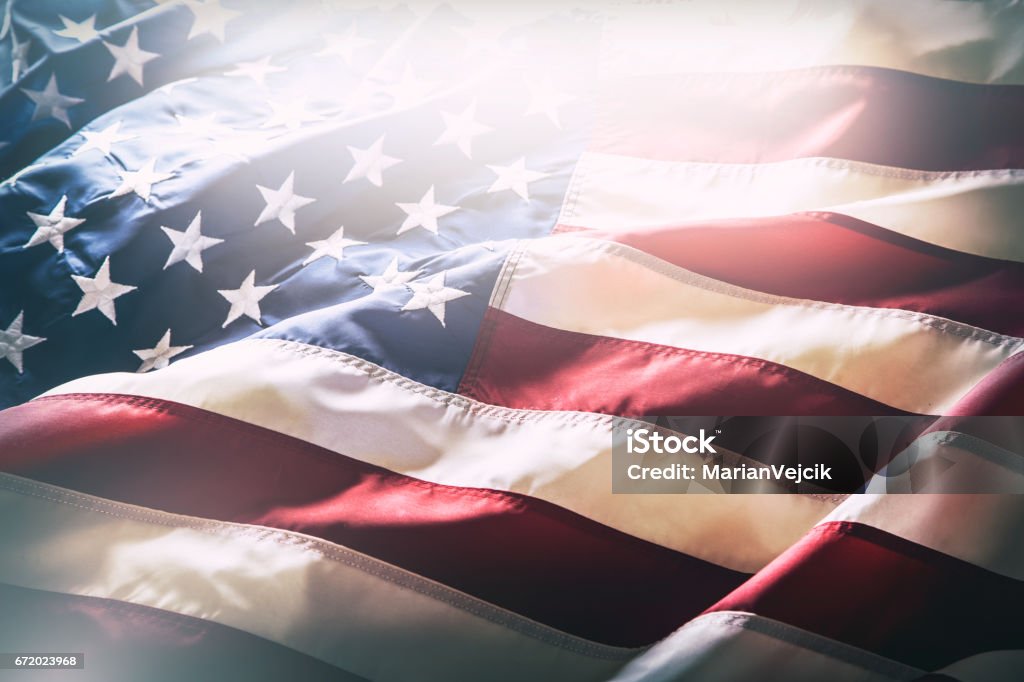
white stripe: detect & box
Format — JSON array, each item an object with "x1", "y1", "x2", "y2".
[
  {"x1": 602, "y1": 0, "x2": 1024, "y2": 85},
  {"x1": 560, "y1": 152, "x2": 1024, "y2": 262},
  {"x1": 0, "y1": 473, "x2": 634, "y2": 682},
  {"x1": 828, "y1": 469, "x2": 1024, "y2": 580},
  {"x1": 494, "y1": 236, "x2": 1022, "y2": 414},
  {"x1": 41, "y1": 338, "x2": 836, "y2": 574},
  {"x1": 609, "y1": 611, "x2": 920, "y2": 682},
  {"x1": 937, "y1": 651, "x2": 1024, "y2": 682}
]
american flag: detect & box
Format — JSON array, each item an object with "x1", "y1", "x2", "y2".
[{"x1": 0, "y1": 1, "x2": 1022, "y2": 680}]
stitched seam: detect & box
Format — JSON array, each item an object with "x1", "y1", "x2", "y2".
[
  {"x1": 28, "y1": 395, "x2": 531, "y2": 509},
  {"x1": 231, "y1": 339, "x2": 650, "y2": 430},
  {"x1": 929, "y1": 431, "x2": 1024, "y2": 474},
  {"x1": 697, "y1": 612, "x2": 922, "y2": 679},
  {"x1": 457, "y1": 307, "x2": 501, "y2": 398},
  {"x1": 469, "y1": 313, "x2": 913, "y2": 406},
  {"x1": 600, "y1": 62, "x2": 1024, "y2": 95},
  {"x1": 493, "y1": 241, "x2": 526, "y2": 312},
  {"x1": 32, "y1": 393, "x2": 722, "y2": 560},
  {"x1": 558, "y1": 146, "x2": 589, "y2": 225},
  {"x1": 0, "y1": 474, "x2": 640, "y2": 661},
  {"x1": 557, "y1": 238, "x2": 1024, "y2": 349},
  {"x1": 586, "y1": 150, "x2": 1024, "y2": 183}
]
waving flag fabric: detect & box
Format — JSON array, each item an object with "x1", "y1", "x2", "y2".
[{"x1": 0, "y1": 1, "x2": 1022, "y2": 680}]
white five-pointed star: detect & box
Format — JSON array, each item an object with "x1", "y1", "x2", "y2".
[
  {"x1": 110, "y1": 158, "x2": 173, "y2": 202},
  {"x1": 161, "y1": 211, "x2": 224, "y2": 272},
  {"x1": 0, "y1": 312, "x2": 45, "y2": 374},
  {"x1": 304, "y1": 226, "x2": 366, "y2": 266},
  {"x1": 23, "y1": 195, "x2": 85, "y2": 252},
  {"x1": 21, "y1": 74, "x2": 84, "y2": 128},
  {"x1": 486, "y1": 158, "x2": 548, "y2": 201},
  {"x1": 434, "y1": 100, "x2": 491, "y2": 158},
  {"x1": 173, "y1": 112, "x2": 226, "y2": 138},
  {"x1": 360, "y1": 256, "x2": 421, "y2": 294},
  {"x1": 381, "y1": 65, "x2": 436, "y2": 109},
  {"x1": 185, "y1": 0, "x2": 241, "y2": 42},
  {"x1": 396, "y1": 186, "x2": 458, "y2": 236},
  {"x1": 255, "y1": 172, "x2": 315, "y2": 233},
  {"x1": 133, "y1": 330, "x2": 192, "y2": 373},
  {"x1": 401, "y1": 271, "x2": 469, "y2": 327},
  {"x1": 317, "y1": 25, "x2": 373, "y2": 64},
  {"x1": 261, "y1": 96, "x2": 323, "y2": 130},
  {"x1": 218, "y1": 270, "x2": 277, "y2": 328},
  {"x1": 225, "y1": 55, "x2": 284, "y2": 86},
  {"x1": 344, "y1": 135, "x2": 401, "y2": 187},
  {"x1": 104, "y1": 27, "x2": 159, "y2": 86},
  {"x1": 73, "y1": 120, "x2": 136, "y2": 157},
  {"x1": 71, "y1": 257, "x2": 137, "y2": 325},
  {"x1": 54, "y1": 14, "x2": 100, "y2": 42},
  {"x1": 524, "y1": 76, "x2": 574, "y2": 129}
]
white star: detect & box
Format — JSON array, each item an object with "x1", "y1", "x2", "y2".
[
  {"x1": 23, "y1": 195, "x2": 85, "y2": 252},
  {"x1": 133, "y1": 329, "x2": 192, "y2": 373},
  {"x1": 486, "y1": 158, "x2": 548, "y2": 201},
  {"x1": 71, "y1": 257, "x2": 137, "y2": 325},
  {"x1": 184, "y1": 0, "x2": 241, "y2": 42},
  {"x1": 396, "y1": 186, "x2": 458, "y2": 236},
  {"x1": 173, "y1": 112, "x2": 226, "y2": 138},
  {"x1": 380, "y1": 65, "x2": 436, "y2": 109},
  {"x1": 104, "y1": 27, "x2": 158, "y2": 86},
  {"x1": 360, "y1": 256, "x2": 421, "y2": 294},
  {"x1": 161, "y1": 211, "x2": 223, "y2": 272},
  {"x1": 0, "y1": 312, "x2": 45, "y2": 374},
  {"x1": 317, "y1": 25, "x2": 373, "y2": 65},
  {"x1": 261, "y1": 96, "x2": 323, "y2": 130},
  {"x1": 73, "y1": 120, "x2": 136, "y2": 157},
  {"x1": 109, "y1": 158, "x2": 173, "y2": 202},
  {"x1": 254, "y1": 171, "x2": 315, "y2": 233},
  {"x1": 21, "y1": 74, "x2": 84, "y2": 128},
  {"x1": 53, "y1": 15, "x2": 100, "y2": 43},
  {"x1": 224, "y1": 55, "x2": 284, "y2": 86},
  {"x1": 524, "y1": 76, "x2": 574, "y2": 129},
  {"x1": 218, "y1": 270, "x2": 277, "y2": 328},
  {"x1": 344, "y1": 135, "x2": 401, "y2": 187},
  {"x1": 434, "y1": 100, "x2": 491, "y2": 158},
  {"x1": 401, "y1": 271, "x2": 469, "y2": 327},
  {"x1": 304, "y1": 226, "x2": 366, "y2": 266}
]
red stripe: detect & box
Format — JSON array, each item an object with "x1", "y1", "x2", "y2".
[
  {"x1": 0, "y1": 394, "x2": 747, "y2": 647},
  {"x1": 594, "y1": 66, "x2": 1024, "y2": 170},
  {"x1": 555, "y1": 212, "x2": 1024, "y2": 337},
  {"x1": 945, "y1": 351, "x2": 1024, "y2": 417},
  {"x1": 459, "y1": 307, "x2": 914, "y2": 417},
  {"x1": 704, "y1": 521, "x2": 1024, "y2": 669},
  {"x1": 0, "y1": 582, "x2": 359, "y2": 682}
]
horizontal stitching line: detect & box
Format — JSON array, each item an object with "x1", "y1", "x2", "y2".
[
  {"x1": 0, "y1": 474, "x2": 639, "y2": 661},
  {"x1": 550, "y1": 237, "x2": 1023, "y2": 350}
]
